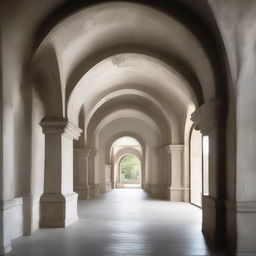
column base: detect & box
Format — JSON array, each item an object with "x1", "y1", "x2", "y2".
[
  {"x1": 149, "y1": 184, "x2": 170, "y2": 199},
  {"x1": 89, "y1": 184, "x2": 100, "y2": 198},
  {"x1": 40, "y1": 193, "x2": 78, "y2": 228},
  {"x1": 105, "y1": 183, "x2": 112, "y2": 192},
  {"x1": 170, "y1": 187, "x2": 187, "y2": 201},
  {"x1": 0, "y1": 198, "x2": 24, "y2": 255},
  {"x1": 100, "y1": 183, "x2": 112, "y2": 193},
  {"x1": 0, "y1": 244, "x2": 12, "y2": 255},
  {"x1": 115, "y1": 183, "x2": 125, "y2": 188},
  {"x1": 74, "y1": 185, "x2": 89, "y2": 200},
  {"x1": 235, "y1": 201, "x2": 256, "y2": 255},
  {"x1": 143, "y1": 183, "x2": 150, "y2": 193},
  {"x1": 202, "y1": 196, "x2": 225, "y2": 245},
  {"x1": 0, "y1": 200, "x2": 14, "y2": 256},
  {"x1": 184, "y1": 188, "x2": 190, "y2": 202}
]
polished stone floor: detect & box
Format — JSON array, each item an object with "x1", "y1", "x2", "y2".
[{"x1": 8, "y1": 189, "x2": 227, "y2": 256}]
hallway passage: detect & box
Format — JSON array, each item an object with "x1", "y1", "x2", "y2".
[{"x1": 8, "y1": 189, "x2": 226, "y2": 256}]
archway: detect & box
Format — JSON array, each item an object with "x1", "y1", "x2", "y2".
[
  {"x1": 1, "y1": 1, "x2": 236, "y2": 255},
  {"x1": 119, "y1": 155, "x2": 141, "y2": 188}
]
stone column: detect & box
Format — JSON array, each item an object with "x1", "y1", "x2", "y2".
[
  {"x1": 153, "y1": 146, "x2": 172, "y2": 199},
  {"x1": 104, "y1": 164, "x2": 112, "y2": 192},
  {"x1": 110, "y1": 164, "x2": 115, "y2": 189},
  {"x1": 88, "y1": 148, "x2": 99, "y2": 198},
  {"x1": 74, "y1": 147, "x2": 89, "y2": 200},
  {"x1": 39, "y1": 118, "x2": 82, "y2": 228},
  {"x1": 166, "y1": 145, "x2": 185, "y2": 201},
  {"x1": 191, "y1": 99, "x2": 226, "y2": 245}
]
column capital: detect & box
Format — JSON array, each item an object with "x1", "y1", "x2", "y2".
[
  {"x1": 165, "y1": 144, "x2": 184, "y2": 154},
  {"x1": 191, "y1": 98, "x2": 226, "y2": 134},
  {"x1": 40, "y1": 117, "x2": 82, "y2": 140}
]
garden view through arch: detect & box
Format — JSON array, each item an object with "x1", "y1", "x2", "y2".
[{"x1": 119, "y1": 155, "x2": 142, "y2": 188}]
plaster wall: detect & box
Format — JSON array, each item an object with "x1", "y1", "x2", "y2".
[
  {"x1": 0, "y1": 2, "x2": 58, "y2": 250},
  {"x1": 208, "y1": 1, "x2": 256, "y2": 253}
]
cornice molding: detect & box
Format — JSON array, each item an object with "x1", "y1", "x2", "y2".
[{"x1": 191, "y1": 98, "x2": 226, "y2": 134}]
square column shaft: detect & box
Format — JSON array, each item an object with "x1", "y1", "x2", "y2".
[
  {"x1": 40, "y1": 118, "x2": 82, "y2": 228},
  {"x1": 165, "y1": 145, "x2": 185, "y2": 201},
  {"x1": 74, "y1": 147, "x2": 90, "y2": 199}
]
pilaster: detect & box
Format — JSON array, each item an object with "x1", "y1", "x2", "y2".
[
  {"x1": 191, "y1": 99, "x2": 226, "y2": 245},
  {"x1": 165, "y1": 145, "x2": 185, "y2": 201},
  {"x1": 104, "y1": 164, "x2": 112, "y2": 192},
  {"x1": 87, "y1": 147, "x2": 98, "y2": 197}
]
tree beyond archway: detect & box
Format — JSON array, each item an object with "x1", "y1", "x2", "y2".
[{"x1": 120, "y1": 155, "x2": 141, "y2": 184}]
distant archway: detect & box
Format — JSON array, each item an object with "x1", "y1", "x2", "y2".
[{"x1": 119, "y1": 155, "x2": 141, "y2": 188}]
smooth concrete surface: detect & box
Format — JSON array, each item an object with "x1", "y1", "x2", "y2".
[{"x1": 8, "y1": 189, "x2": 226, "y2": 256}]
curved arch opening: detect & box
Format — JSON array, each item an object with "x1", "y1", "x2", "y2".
[
  {"x1": 109, "y1": 136, "x2": 144, "y2": 190},
  {"x1": 119, "y1": 154, "x2": 142, "y2": 189}
]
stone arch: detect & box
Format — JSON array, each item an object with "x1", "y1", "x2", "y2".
[
  {"x1": 110, "y1": 140, "x2": 143, "y2": 189},
  {"x1": 117, "y1": 152, "x2": 142, "y2": 188},
  {"x1": 29, "y1": 1, "x2": 230, "y2": 121},
  {"x1": 86, "y1": 97, "x2": 173, "y2": 146},
  {"x1": 84, "y1": 89, "x2": 180, "y2": 143},
  {"x1": 66, "y1": 53, "x2": 199, "y2": 126},
  {"x1": 22, "y1": 1, "x2": 236, "y2": 251},
  {"x1": 106, "y1": 132, "x2": 145, "y2": 165},
  {"x1": 31, "y1": 0, "x2": 229, "y2": 98}
]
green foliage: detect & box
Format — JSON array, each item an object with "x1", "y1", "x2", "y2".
[{"x1": 120, "y1": 155, "x2": 140, "y2": 181}]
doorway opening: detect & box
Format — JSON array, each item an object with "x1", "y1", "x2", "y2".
[
  {"x1": 190, "y1": 128, "x2": 203, "y2": 207},
  {"x1": 119, "y1": 155, "x2": 141, "y2": 188},
  {"x1": 109, "y1": 136, "x2": 144, "y2": 189}
]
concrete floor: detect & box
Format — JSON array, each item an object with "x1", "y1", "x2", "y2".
[{"x1": 8, "y1": 189, "x2": 227, "y2": 256}]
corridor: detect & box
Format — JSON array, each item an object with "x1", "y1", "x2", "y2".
[{"x1": 8, "y1": 189, "x2": 226, "y2": 256}]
